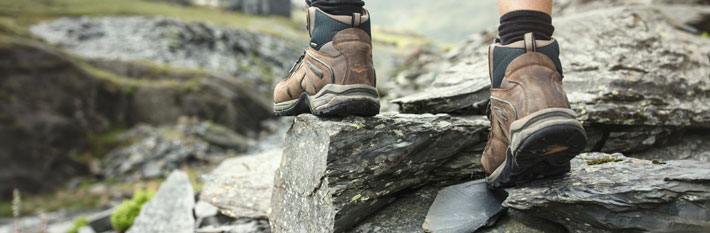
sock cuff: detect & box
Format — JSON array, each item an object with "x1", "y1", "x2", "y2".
[{"x1": 499, "y1": 10, "x2": 551, "y2": 24}]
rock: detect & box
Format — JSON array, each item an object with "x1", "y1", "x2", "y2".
[
  {"x1": 192, "y1": 0, "x2": 291, "y2": 17},
  {"x1": 392, "y1": 5, "x2": 710, "y2": 154},
  {"x1": 127, "y1": 170, "x2": 196, "y2": 233},
  {"x1": 269, "y1": 113, "x2": 489, "y2": 232},
  {"x1": 422, "y1": 179, "x2": 507, "y2": 233},
  {"x1": 477, "y1": 210, "x2": 567, "y2": 233},
  {"x1": 0, "y1": 39, "x2": 94, "y2": 199},
  {"x1": 504, "y1": 152, "x2": 710, "y2": 233},
  {"x1": 87, "y1": 208, "x2": 114, "y2": 233},
  {"x1": 195, "y1": 201, "x2": 220, "y2": 219},
  {"x1": 349, "y1": 186, "x2": 439, "y2": 233},
  {"x1": 200, "y1": 149, "x2": 282, "y2": 219},
  {"x1": 29, "y1": 16, "x2": 301, "y2": 91},
  {"x1": 102, "y1": 120, "x2": 249, "y2": 181},
  {"x1": 196, "y1": 218, "x2": 270, "y2": 233},
  {"x1": 629, "y1": 132, "x2": 710, "y2": 162},
  {"x1": 78, "y1": 226, "x2": 97, "y2": 233}
]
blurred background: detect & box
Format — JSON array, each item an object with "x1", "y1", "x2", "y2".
[{"x1": 1, "y1": 0, "x2": 709, "y2": 233}]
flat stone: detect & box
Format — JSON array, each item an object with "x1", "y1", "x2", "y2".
[
  {"x1": 349, "y1": 186, "x2": 439, "y2": 233},
  {"x1": 504, "y1": 152, "x2": 710, "y2": 233},
  {"x1": 200, "y1": 149, "x2": 281, "y2": 219},
  {"x1": 422, "y1": 179, "x2": 507, "y2": 233},
  {"x1": 127, "y1": 170, "x2": 195, "y2": 233},
  {"x1": 269, "y1": 113, "x2": 489, "y2": 233}
]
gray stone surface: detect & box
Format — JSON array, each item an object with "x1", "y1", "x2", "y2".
[
  {"x1": 629, "y1": 132, "x2": 710, "y2": 162},
  {"x1": 102, "y1": 120, "x2": 250, "y2": 181},
  {"x1": 422, "y1": 179, "x2": 507, "y2": 233},
  {"x1": 29, "y1": 16, "x2": 300, "y2": 91},
  {"x1": 200, "y1": 149, "x2": 282, "y2": 219},
  {"x1": 270, "y1": 113, "x2": 489, "y2": 233},
  {"x1": 504, "y1": 152, "x2": 710, "y2": 233},
  {"x1": 349, "y1": 186, "x2": 439, "y2": 233},
  {"x1": 127, "y1": 170, "x2": 196, "y2": 233}
]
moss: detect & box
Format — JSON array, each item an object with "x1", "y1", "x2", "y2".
[
  {"x1": 83, "y1": 126, "x2": 129, "y2": 161},
  {"x1": 586, "y1": 157, "x2": 624, "y2": 166},
  {"x1": 652, "y1": 160, "x2": 667, "y2": 165},
  {"x1": 68, "y1": 216, "x2": 89, "y2": 233},
  {"x1": 110, "y1": 189, "x2": 155, "y2": 232}
]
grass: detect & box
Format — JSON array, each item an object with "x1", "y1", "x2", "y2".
[
  {"x1": 0, "y1": 179, "x2": 164, "y2": 217},
  {"x1": 0, "y1": 0, "x2": 302, "y2": 38}
]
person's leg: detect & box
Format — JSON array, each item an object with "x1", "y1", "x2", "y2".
[
  {"x1": 272, "y1": 0, "x2": 378, "y2": 117},
  {"x1": 306, "y1": 0, "x2": 364, "y2": 15},
  {"x1": 482, "y1": 0, "x2": 587, "y2": 189},
  {"x1": 497, "y1": 0, "x2": 554, "y2": 45}
]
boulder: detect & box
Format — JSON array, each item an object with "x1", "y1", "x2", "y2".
[
  {"x1": 392, "y1": 5, "x2": 710, "y2": 154},
  {"x1": 127, "y1": 170, "x2": 196, "y2": 233},
  {"x1": 200, "y1": 148, "x2": 282, "y2": 219},
  {"x1": 504, "y1": 152, "x2": 710, "y2": 232},
  {"x1": 269, "y1": 113, "x2": 489, "y2": 232},
  {"x1": 102, "y1": 120, "x2": 250, "y2": 181}
]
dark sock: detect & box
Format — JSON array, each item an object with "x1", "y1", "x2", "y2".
[
  {"x1": 306, "y1": 0, "x2": 365, "y2": 16},
  {"x1": 498, "y1": 10, "x2": 554, "y2": 45}
]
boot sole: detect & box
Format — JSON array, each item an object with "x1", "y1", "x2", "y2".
[
  {"x1": 273, "y1": 84, "x2": 380, "y2": 117},
  {"x1": 487, "y1": 108, "x2": 587, "y2": 189}
]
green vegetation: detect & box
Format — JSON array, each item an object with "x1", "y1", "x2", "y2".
[
  {"x1": 586, "y1": 157, "x2": 624, "y2": 166},
  {"x1": 702, "y1": 32, "x2": 708, "y2": 39},
  {"x1": 111, "y1": 189, "x2": 155, "y2": 232},
  {"x1": 68, "y1": 216, "x2": 89, "y2": 233}
]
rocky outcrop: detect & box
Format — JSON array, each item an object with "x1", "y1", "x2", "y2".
[
  {"x1": 392, "y1": 5, "x2": 710, "y2": 154},
  {"x1": 127, "y1": 170, "x2": 195, "y2": 233},
  {"x1": 504, "y1": 152, "x2": 710, "y2": 232},
  {"x1": 200, "y1": 148, "x2": 282, "y2": 219},
  {"x1": 30, "y1": 17, "x2": 301, "y2": 91},
  {"x1": 102, "y1": 119, "x2": 251, "y2": 181},
  {"x1": 0, "y1": 35, "x2": 272, "y2": 198},
  {"x1": 269, "y1": 113, "x2": 489, "y2": 232}
]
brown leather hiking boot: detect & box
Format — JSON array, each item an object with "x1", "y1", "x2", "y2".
[
  {"x1": 482, "y1": 33, "x2": 587, "y2": 189},
  {"x1": 273, "y1": 7, "x2": 379, "y2": 116}
]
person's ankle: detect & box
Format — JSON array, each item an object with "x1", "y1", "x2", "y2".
[{"x1": 497, "y1": 10, "x2": 554, "y2": 45}]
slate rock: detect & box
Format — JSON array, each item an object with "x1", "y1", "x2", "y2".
[
  {"x1": 349, "y1": 186, "x2": 439, "y2": 233},
  {"x1": 629, "y1": 132, "x2": 710, "y2": 162},
  {"x1": 477, "y1": 210, "x2": 568, "y2": 233},
  {"x1": 422, "y1": 179, "x2": 507, "y2": 233},
  {"x1": 269, "y1": 113, "x2": 489, "y2": 233},
  {"x1": 504, "y1": 152, "x2": 710, "y2": 233},
  {"x1": 201, "y1": 149, "x2": 282, "y2": 219},
  {"x1": 102, "y1": 120, "x2": 250, "y2": 181},
  {"x1": 127, "y1": 170, "x2": 195, "y2": 233}
]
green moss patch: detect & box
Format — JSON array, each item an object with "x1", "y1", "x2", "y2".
[{"x1": 586, "y1": 157, "x2": 624, "y2": 166}]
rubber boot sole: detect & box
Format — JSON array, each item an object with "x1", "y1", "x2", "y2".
[
  {"x1": 487, "y1": 108, "x2": 587, "y2": 189},
  {"x1": 273, "y1": 84, "x2": 380, "y2": 117}
]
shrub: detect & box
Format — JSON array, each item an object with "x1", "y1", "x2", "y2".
[
  {"x1": 68, "y1": 216, "x2": 89, "y2": 233},
  {"x1": 110, "y1": 190, "x2": 154, "y2": 232}
]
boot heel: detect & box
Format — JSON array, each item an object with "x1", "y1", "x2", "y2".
[
  {"x1": 488, "y1": 108, "x2": 587, "y2": 189},
  {"x1": 310, "y1": 84, "x2": 380, "y2": 116}
]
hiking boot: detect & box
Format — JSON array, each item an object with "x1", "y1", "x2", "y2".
[
  {"x1": 273, "y1": 7, "x2": 379, "y2": 116},
  {"x1": 483, "y1": 32, "x2": 587, "y2": 189}
]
